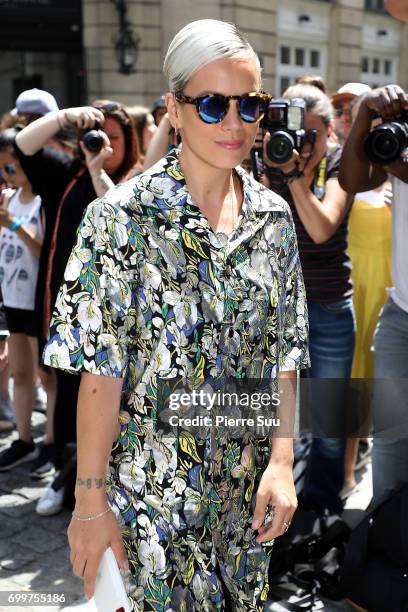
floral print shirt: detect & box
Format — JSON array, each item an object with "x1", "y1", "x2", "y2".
[
  {"x1": 43, "y1": 151, "x2": 309, "y2": 611},
  {"x1": 43, "y1": 150, "x2": 309, "y2": 392}
]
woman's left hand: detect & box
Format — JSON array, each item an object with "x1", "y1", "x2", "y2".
[{"x1": 252, "y1": 462, "x2": 297, "y2": 543}]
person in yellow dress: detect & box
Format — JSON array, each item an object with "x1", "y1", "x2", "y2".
[{"x1": 348, "y1": 185, "x2": 392, "y2": 379}]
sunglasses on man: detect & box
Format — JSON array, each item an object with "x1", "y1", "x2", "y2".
[
  {"x1": 334, "y1": 104, "x2": 352, "y2": 118},
  {"x1": 174, "y1": 91, "x2": 272, "y2": 124},
  {"x1": 0, "y1": 163, "x2": 17, "y2": 178}
]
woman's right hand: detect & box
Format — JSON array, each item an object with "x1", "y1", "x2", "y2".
[
  {"x1": 68, "y1": 502, "x2": 129, "y2": 600},
  {"x1": 61, "y1": 106, "x2": 105, "y2": 130}
]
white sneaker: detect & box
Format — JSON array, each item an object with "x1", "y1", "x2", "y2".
[{"x1": 36, "y1": 482, "x2": 64, "y2": 516}]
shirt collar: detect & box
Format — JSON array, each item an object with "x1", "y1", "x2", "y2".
[
  {"x1": 139, "y1": 149, "x2": 287, "y2": 217},
  {"x1": 234, "y1": 165, "x2": 287, "y2": 218}
]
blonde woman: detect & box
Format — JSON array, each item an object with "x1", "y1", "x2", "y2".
[{"x1": 44, "y1": 20, "x2": 309, "y2": 610}]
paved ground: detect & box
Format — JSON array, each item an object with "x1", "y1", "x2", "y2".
[
  {"x1": 0, "y1": 403, "x2": 372, "y2": 612},
  {"x1": 0, "y1": 408, "x2": 84, "y2": 612}
]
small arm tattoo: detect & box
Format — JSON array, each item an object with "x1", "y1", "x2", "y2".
[{"x1": 76, "y1": 477, "x2": 105, "y2": 489}]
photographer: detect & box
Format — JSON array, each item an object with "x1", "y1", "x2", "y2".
[
  {"x1": 339, "y1": 85, "x2": 408, "y2": 505},
  {"x1": 14, "y1": 101, "x2": 139, "y2": 515},
  {"x1": 262, "y1": 83, "x2": 354, "y2": 513}
]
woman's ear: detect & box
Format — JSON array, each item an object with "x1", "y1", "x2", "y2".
[{"x1": 165, "y1": 93, "x2": 180, "y2": 132}]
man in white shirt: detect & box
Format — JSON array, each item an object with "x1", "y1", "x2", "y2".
[{"x1": 339, "y1": 84, "x2": 408, "y2": 504}]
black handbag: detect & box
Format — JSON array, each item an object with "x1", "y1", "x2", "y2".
[
  {"x1": 337, "y1": 484, "x2": 408, "y2": 612},
  {"x1": 268, "y1": 507, "x2": 351, "y2": 609}
]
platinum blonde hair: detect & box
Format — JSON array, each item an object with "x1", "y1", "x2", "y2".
[
  {"x1": 164, "y1": 19, "x2": 261, "y2": 93},
  {"x1": 283, "y1": 83, "x2": 334, "y2": 126}
]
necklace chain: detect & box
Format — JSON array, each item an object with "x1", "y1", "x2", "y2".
[
  {"x1": 229, "y1": 172, "x2": 236, "y2": 235},
  {"x1": 177, "y1": 149, "x2": 236, "y2": 235}
]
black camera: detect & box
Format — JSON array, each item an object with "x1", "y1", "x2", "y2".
[
  {"x1": 264, "y1": 98, "x2": 309, "y2": 164},
  {"x1": 81, "y1": 123, "x2": 104, "y2": 153},
  {"x1": 364, "y1": 114, "x2": 408, "y2": 165}
]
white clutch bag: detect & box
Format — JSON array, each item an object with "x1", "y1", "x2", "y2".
[{"x1": 89, "y1": 547, "x2": 131, "y2": 612}]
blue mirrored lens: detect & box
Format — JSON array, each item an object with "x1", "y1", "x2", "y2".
[
  {"x1": 199, "y1": 96, "x2": 227, "y2": 123},
  {"x1": 240, "y1": 96, "x2": 264, "y2": 122}
]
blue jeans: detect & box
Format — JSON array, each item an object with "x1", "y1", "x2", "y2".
[
  {"x1": 303, "y1": 298, "x2": 356, "y2": 513},
  {"x1": 372, "y1": 298, "x2": 408, "y2": 505}
]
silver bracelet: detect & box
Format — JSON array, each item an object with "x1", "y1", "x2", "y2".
[{"x1": 71, "y1": 508, "x2": 111, "y2": 522}]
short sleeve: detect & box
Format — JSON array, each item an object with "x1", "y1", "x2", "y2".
[
  {"x1": 14, "y1": 141, "x2": 79, "y2": 200},
  {"x1": 279, "y1": 211, "x2": 310, "y2": 372},
  {"x1": 43, "y1": 196, "x2": 138, "y2": 378}
]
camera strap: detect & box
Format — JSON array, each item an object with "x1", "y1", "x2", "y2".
[
  {"x1": 43, "y1": 166, "x2": 86, "y2": 338},
  {"x1": 313, "y1": 155, "x2": 328, "y2": 200}
]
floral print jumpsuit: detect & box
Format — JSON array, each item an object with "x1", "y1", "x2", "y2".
[{"x1": 44, "y1": 151, "x2": 309, "y2": 611}]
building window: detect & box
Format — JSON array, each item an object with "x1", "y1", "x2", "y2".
[
  {"x1": 280, "y1": 77, "x2": 291, "y2": 93},
  {"x1": 311, "y1": 50, "x2": 321, "y2": 68},
  {"x1": 281, "y1": 46, "x2": 290, "y2": 64},
  {"x1": 360, "y1": 55, "x2": 397, "y2": 86},
  {"x1": 384, "y1": 59, "x2": 391, "y2": 75},
  {"x1": 277, "y1": 44, "x2": 326, "y2": 95},
  {"x1": 295, "y1": 48, "x2": 305, "y2": 66},
  {"x1": 364, "y1": 0, "x2": 385, "y2": 10}
]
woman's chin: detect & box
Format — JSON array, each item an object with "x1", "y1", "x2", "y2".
[{"x1": 206, "y1": 148, "x2": 247, "y2": 169}]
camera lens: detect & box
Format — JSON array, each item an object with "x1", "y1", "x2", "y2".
[
  {"x1": 267, "y1": 131, "x2": 295, "y2": 164},
  {"x1": 82, "y1": 129, "x2": 103, "y2": 153},
  {"x1": 365, "y1": 122, "x2": 408, "y2": 165}
]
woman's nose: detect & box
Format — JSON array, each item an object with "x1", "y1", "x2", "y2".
[{"x1": 222, "y1": 100, "x2": 243, "y2": 130}]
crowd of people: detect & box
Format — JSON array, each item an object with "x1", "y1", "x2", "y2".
[
  {"x1": 0, "y1": 13, "x2": 407, "y2": 610},
  {"x1": 0, "y1": 88, "x2": 164, "y2": 513}
]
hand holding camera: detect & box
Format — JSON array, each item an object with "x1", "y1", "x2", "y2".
[
  {"x1": 62, "y1": 106, "x2": 105, "y2": 130},
  {"x1": 59, "y1": 106, "x2": 112, "y2": 170},
  {"x1": 361, "y1": 86, "x2": 408, "y2": 165},
  {"x1": 362, "y1": 85, "x2": 407, "y2": 121},
  {"x1": 79, "y1": 129, "x2": 113, "y2": 176},
  {"x1": 261, "y1": 98, "x2": 317, "y2": 176}
]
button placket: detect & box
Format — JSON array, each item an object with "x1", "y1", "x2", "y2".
[{"x1": 222, "y1": 254, "x2": 237, "y2": 326}]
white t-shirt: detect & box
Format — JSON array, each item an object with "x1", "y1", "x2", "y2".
[
  {"x1": 0, "y1": 189, "x2": 43, "y2": 310},
  {"x1": 389, "y1": 178, "x2": 408, "y2": 312}
]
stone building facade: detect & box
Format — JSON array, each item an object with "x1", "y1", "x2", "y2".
[
  {"x1": 82, "y1": 0, "x2": 408, "y2": 109},
  {"x1": 0, "y1": 0, "x2": 407, "y2": 114}
]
